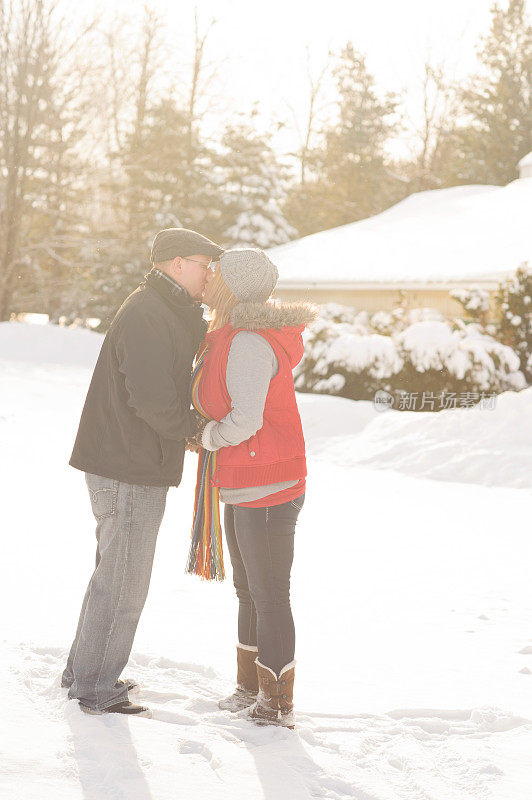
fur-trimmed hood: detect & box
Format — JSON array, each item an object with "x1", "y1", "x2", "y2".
[
  {"x1": 228, "y1": 300, "x2": 319, "y2": 369},
  {"x1": 228, "y1": 300, "x2": 319, "y2": 331}
]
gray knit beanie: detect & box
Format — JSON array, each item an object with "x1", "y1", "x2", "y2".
[{"x1": 220, "y1": 248, "x2": 279, "y2": 303}]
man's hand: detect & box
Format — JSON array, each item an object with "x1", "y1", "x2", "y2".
[{"x1": 185, "y1": 411, "x2": 210, "y2": 453}]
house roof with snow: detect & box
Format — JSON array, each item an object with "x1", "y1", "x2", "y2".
[
  {"x1": 518, "y1": 151, "x2": 532, "y2": 169},
  {"x1": 268, "y1": 178, "x2": 532, "y2": 289}
]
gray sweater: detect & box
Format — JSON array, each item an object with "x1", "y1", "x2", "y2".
[{"x1": 201, "y1": 331, "x2": 297, "y2": 503}]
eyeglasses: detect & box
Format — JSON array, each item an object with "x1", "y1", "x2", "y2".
[{"x1": 182, "y1": 257, "x2": 216, "y2": 272}]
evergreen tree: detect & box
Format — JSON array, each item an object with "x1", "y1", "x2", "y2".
[
  {"x1": 285, "y1": 43, "x2": 402, "y2": 235},
  {"x1": 219, "y1": 121, "x2": 296, "y2": 248},
  {"x1": 122, "y1": 99, "x2": 189, "y2": 241},
  {"x1": 119, "y1": 97, "x2": 223, "y2": 243},
  {"x1": 315, "y1": 43, "x2": 401, "y2": 225},
  {"x1": 84, "y1": 96, "x2": 222, "y2": 330},
  {"x1": 495, "y1": 262, "x2": 532, "y2": 381},
  {"x1": 449, "y1": 0, "x2": 531, "y2": 185},
  {"x1": 284, "y1": 181, "x2": 343, "y2": 238}
]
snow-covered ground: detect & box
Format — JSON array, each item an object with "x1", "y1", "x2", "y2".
[
  {"x1": 269, "y1": 178, "x2": 532, "y2": 284},
  {"x1": 1, "y1": 321, "x2": 532, "y2": 800}
]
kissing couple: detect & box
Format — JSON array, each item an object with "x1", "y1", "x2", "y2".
[{"x1": 61, "y1": 227, "x2": 317, "y2": 729}]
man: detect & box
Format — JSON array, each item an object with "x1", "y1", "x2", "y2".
[{"x1": 61, "y1": 228, "x2": 223, "y2": 716}]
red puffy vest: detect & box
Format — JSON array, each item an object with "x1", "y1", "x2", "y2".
[{"x1": 198, "y1": 319, "x2": 308, "y2": 489}]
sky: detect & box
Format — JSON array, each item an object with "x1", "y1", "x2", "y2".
[{"x1": 80, "y1": 0, "x2": 504, "y2": 158}]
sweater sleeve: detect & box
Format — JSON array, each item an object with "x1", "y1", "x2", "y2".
[{"x1": 201, "y1": 331, "x2": 278, "y2": 451}]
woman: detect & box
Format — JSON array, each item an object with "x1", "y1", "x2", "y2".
[{"x1": 186, "y1": 248, "x2": 317, "y2": 729}]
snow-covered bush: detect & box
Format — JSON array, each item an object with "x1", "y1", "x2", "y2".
[
  {"x1": 450, "y1": 286, "x2": 491, "y2": 327},
  {"x1": 295, "y1": 303, "x2": 526, "y2": 409}
]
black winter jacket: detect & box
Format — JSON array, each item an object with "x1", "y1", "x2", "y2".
[{"x1": 69, "y1": 269, "x2": 208, "y2": 486}]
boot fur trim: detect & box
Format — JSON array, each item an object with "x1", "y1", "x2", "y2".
[
  {"x1": 255, "y1": 658, "x2": 296, "y2": 679},
  {"x1": 279, "y1": 660, "x2": 296, "y2": 677},
  {"x1": 237, "y1": 643, "x2": 258, "y2": 652}
]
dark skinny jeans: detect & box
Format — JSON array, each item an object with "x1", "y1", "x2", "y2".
[{"x1": 223, "y1": 493, "x2": 305, "y2": 677}]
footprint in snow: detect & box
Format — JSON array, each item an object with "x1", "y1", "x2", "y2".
[{"x1": 178, "y1": 740, "x2": 222, "y2": 772}]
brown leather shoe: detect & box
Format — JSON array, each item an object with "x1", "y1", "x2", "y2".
[
  {"x1": 242, "y1": 659, "x2": 296, "y2": 728},
  {"x1": 218, "y1": 644, "x2": 259, "y2": 712}
]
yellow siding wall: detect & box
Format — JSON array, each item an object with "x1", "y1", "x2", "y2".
[{"x1": 273, "y1": 287, "x2": 499, "y2": 321}]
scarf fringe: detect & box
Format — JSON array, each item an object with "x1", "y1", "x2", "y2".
[{"x1": 186, "y1": 341, "x2": 225, "y2": 582}]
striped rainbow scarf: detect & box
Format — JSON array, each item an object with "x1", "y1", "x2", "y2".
[{"x1": 186, "y1": 340, "x2": 225, "y2": 581}]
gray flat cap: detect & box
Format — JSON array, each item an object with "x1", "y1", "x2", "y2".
[
  {"x1": 220, "y1": 248, "x2": 279, "y2": 303},
  {"x1": 151, "y1": 228, "x2": 224, "y2": 264}
]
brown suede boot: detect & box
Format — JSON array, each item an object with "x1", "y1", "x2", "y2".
[
  {"x1": 218, "y1": 644, "x2": 259, "y2": 712},
  {"x1": 240, "y1": 659, "x2": 296, "y2": 729}
]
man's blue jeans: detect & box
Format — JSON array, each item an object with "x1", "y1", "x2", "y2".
[
  {"x1": 223, "y1": 493, "x2": 305, "y2": 676},
  {"x1": 62, "y1": 473, "x2": 168, "y2": 711}
]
